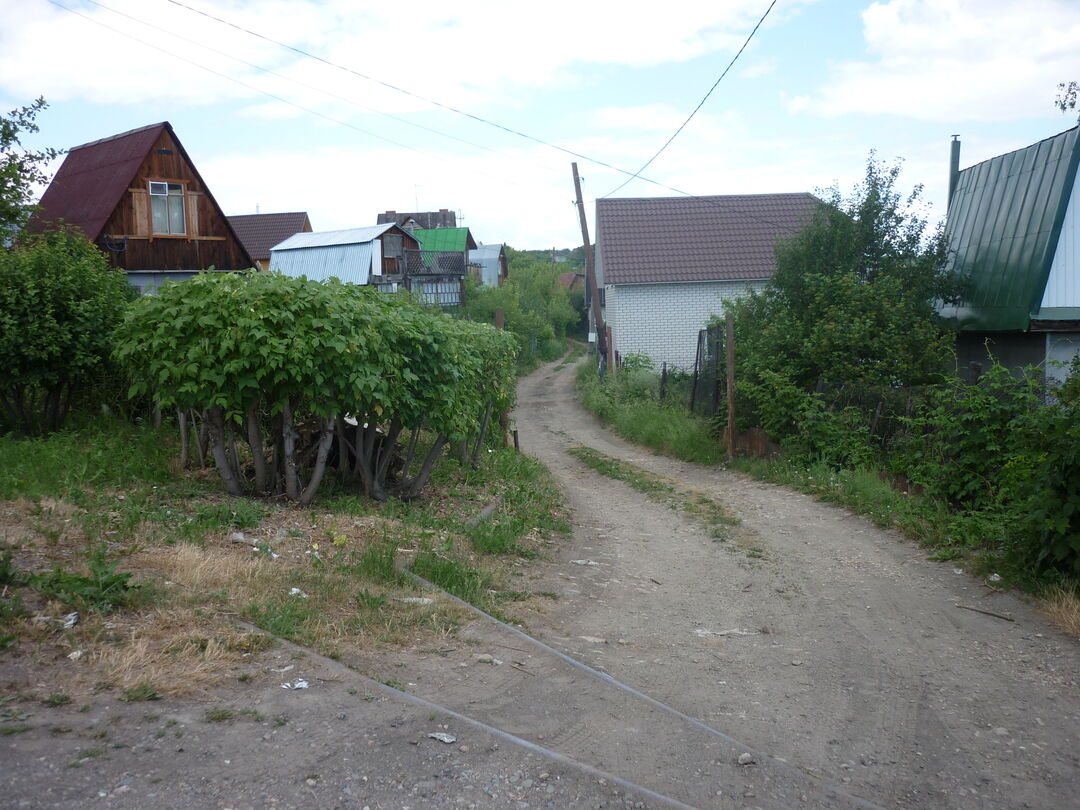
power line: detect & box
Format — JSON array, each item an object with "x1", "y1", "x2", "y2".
[
  {"x1": 49, "y1": 0, "x2": 809, "y2": 234},
  {"x1": 77, "y1": 0, "x2": 505, "y2": 158},
  {"x1": 164, "y1": 0, "x2": 804, "y2": 230},
  {"x1": 601, "y1": 0, "x2": 778, "y2": 198},
  {"x1": 45, "y1": 0, "x2": 425, "y2": 154}
]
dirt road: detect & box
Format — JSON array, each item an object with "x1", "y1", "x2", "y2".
[
  {"x1": 5, "y1": 357, "x2": 1079, "y2": 809},
  {"x1": 491, "y1": 356, "x2": 1080, "y2": 809}
]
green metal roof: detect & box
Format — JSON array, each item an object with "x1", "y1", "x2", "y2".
[
  {"x1": 412, "y1": 227, "x2": 476, "y2": 252},
  {"x1": 940, "y1": 126, "x2": 1080, "y2": 331}
]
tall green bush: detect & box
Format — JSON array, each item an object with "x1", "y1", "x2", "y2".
[
  {"x1": 0, "y1": 229, "x2": 133, "y2": 435},
  {"x1": 115, "y1": 272, "x2": 516, "y2": 504}
]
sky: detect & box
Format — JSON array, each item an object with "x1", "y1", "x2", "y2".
[{"x1": 1, "y1": 0, "x2": 1078, "y2": 249}]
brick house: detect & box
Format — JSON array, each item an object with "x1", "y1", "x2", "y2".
[{"x1": 594, "y1": 193, "x2": 819, "y2": 369}]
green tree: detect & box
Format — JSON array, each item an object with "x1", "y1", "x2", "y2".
[
  {"x1": 1055, "y1": 81, "x2": 1078, "y2": 120},
  {"x1": 732, "y1": 158, "x2": 956, "y2": 388},
  {"x1": 727, "y1": 157, "x2": 959, "y2": 440},
  {"x1": 1, "y1": 97, "x2": 61, "y2": 236},
  {"x1": 0, "y1": 228, "x2": 133, "y2": 435}
]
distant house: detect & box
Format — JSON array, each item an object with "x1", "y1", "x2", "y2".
[
  {"x1": 558, "y1": 271, "x2": 584, "y2": 292},
  {"x1": 469, "y1": 243, "x2": 509, "y2": 287},
  {"x1": 594, "y1": 193, "x2": 819, "y2": 369},
  {"x1": 377, "y1": 209, "x2": 457, "y2": 230},
  {"x1": 269, "y1": 223, "x2": 466, "y2": 306},
  {"x1": 940, "y1": 127, "x2": 1080, "y2": 384},
  {"x1": 31, "y1": 122, "x2": 254, "y2": 293},
  {"x1": 228, "y1": 212, "x2": 312, "y2": 270}
]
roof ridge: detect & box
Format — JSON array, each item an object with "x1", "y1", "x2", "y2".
[{"x1": 67, "y1": 122, "x2": 169, "y2": 153}]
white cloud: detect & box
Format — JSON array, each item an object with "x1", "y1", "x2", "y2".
[
  {"x1": 0, "y1": 0, "x2": 810, "y2": 114},
  {"x1": 794, "y1": 0, "x2": 1080, "y2": 122}
]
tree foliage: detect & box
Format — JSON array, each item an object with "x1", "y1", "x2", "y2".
[
  {"x1": 1055, "y1": 80, "x2": 1078, "y2": 121},
  {"x1": 726, "y1": 157, "x2": 958, "y2": 433},
  {"x1": 0, "y1": 228, "x2": 133, "y2": 435},
  {"x1": 1, "y1": 97, "x2": 61, "y2": 236},
  {"x1": 460, "y1": 248, "x2": 579, "y2": 368},
  {"x1": 115, "y1": 272, "x2": 517, "y2": 504}
]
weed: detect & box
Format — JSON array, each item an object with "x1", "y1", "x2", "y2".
[
  {"x1": 203, "y1": 708, "x2": 235, "y2": 723},
  {"x1": 411, "y1": 553, "x2": 494, "y2": 611},
  {"x1": 243, "y1": 601, "x2": 312, "y2": 640},
  {"x1": 30, "y1": 548, "x2": 141, "y2": 613},
  {"x1": 354, "y1": 590, "x2": 386, "y2": 609},
  {"x1": 0, "y1": 725, "x2": 30, "y2": 736},
  {"x1": 272, "y1": 714, "x2": 288, "y2": 727},
  {"x1": 120, "y1": 683, "x2": 162, "y2": 703},
  {"x1": 42, "y1": 693, "x2": 71, "y2": 707}
]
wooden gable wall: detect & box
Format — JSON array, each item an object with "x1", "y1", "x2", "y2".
[{"x1": 99, "y1": 129, "x2": 252, "y2": 272}]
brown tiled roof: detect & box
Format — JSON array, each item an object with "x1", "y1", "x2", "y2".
[
  {"x1": 596, "y1": 193, "x2": 820, "y2": 285},
  {"x1": 228, "y1": 212, "x2": 312, "y2": 261},
  {"x1": 33, "y1": 122, "x2": 168, "y2": 240}
]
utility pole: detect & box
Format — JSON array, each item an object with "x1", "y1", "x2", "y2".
[{"x1": 572, "y1": 162, "x2": 607, "y2": 365}]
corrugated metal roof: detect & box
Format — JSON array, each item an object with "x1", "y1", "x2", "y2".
[
  {"x1": 270, "y1": 224, "x2": 395, "y2": 252},
  {"x1": 413, "y1": 227, "x2": 477, "y2": 252},
  {"x1": 228, "y1": 212, "x2": 311, "y2": 260},
  {"x1": 269, "y1": 242, "x2": 373, "y2": 284},
  {"x1": 941, "y1": 126, "x2": 1080, "y2": 331},
  {"x1": 595, "y1": 193, "x2": 820, "y2": 285},
  {"x1": 33, "y1": 123, "x2": 168, "y2": 240}
]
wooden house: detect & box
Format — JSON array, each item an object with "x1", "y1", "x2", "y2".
[{"x1": 31, "y1": 122, "x2": 254, "y2": 293}]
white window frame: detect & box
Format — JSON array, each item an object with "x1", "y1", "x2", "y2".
[{"x1": 148, "y1": 181, "x2": 186, "y2": 235}]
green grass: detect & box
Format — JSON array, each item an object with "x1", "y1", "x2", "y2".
[
  {"x1": 568, "y1": 445, "x2": 739, "y2": 540},
  {"x1": 576, "y1": 363, "x2": 726, "y2": 464},
  {"x1": 120, "y1": 683, "x2": 162, "y2": 703}
]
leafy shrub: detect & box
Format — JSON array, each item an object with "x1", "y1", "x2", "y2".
[
  {"x1": 0, "y1": 229, "x2": 133, "y2": 435},
  {"x1": 30, "y1": 548, "x2": 140, "y2": 613}
]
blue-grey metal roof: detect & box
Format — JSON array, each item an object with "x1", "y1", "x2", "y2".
[
  {"x1": 269, "y1": 242, "x2": 373, "y2": 284},
  {"x1": 941, "y1": 126, "x2": 1080, "y2": 331},
  {"x1": 269, "y1": 223, "x2": 394, "y2": 252},
  {"x1": 468, "y1": 243, "x2": 504, "y2": 287}
]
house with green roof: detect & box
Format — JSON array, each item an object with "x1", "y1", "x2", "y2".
[{"x1": 940, "y1": 126, "x2": 1080, "y2": 384}]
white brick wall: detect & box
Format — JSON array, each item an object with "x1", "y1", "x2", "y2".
[{"x1": 606, "y1": 280, "x2": 764, "y2": 370}]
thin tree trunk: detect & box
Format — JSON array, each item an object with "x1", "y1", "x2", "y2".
[
  {"x1": 246, "y1": 403, "x2": 269, "y2": 494},
  {"x1": 399, "y1": 434, "x2": 448, "y2": 500},
  {"x1": 178, "y1": 409, "x2": 189, "y2": 469},
  {"x1": 335, "y1": 416, "x2": 350, "y2": 477},
  {"x1": 375, "y1": 419, "x2": 403, "y2": 487},
  {"x1": 228, "y1": 426, "x2": 241, "y2": 482},
  {"x1": 195, "y1": 411, "x2": 209, "y2": 468},
  {"x1": 207, "y1": 406, "x2": 245, "y2": 497},
  {"x1": 470, "y1": 402, "x2": 493, "y2": 467},
  {"x1": 299, "y1": 417, "x2": 336, "y2": 506},
  {"x1": 401, "y1": 423, "x2": 422, "y2": 481},
  {"x1": 282, "y1": 400, "x2": 300, "y2": 501}
]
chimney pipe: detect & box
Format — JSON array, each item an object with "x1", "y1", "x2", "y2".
[{"x1": 948, "y1": 135, "x2": 961, "y2": 212}]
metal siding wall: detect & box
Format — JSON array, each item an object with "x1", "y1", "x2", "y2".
[
  {"x1": 1042, "y1": 168, "x2": 1080, "y2": 308},
  {"x1": 270, "y1": 244, "x2": 372, "y2": 284},
  {"x1": 1047, "y1": 333, "x2": 1080, "y2": 385}
]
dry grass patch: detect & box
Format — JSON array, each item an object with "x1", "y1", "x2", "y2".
[{"x1": 1040, "y1": 587, "x2": 1080, "y2": 637}]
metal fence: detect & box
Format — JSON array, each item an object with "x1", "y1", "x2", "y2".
[{"x1": 689, "y1": 324, "x2": 725, "y2": 417}]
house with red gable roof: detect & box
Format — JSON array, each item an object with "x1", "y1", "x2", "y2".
[{"x1": 31, "y1": 122, "x2": 254, "y2": 293}]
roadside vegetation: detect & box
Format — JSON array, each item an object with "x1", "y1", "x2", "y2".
[
  {"x1": 458, "y1": 247, "x2": 583, "y2": 372},
  {"x1": 576, "y1": 158, "x2": 1080, "y2": 622}
]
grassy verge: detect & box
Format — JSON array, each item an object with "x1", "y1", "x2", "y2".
[
  {"x1": 567, "y1": 445, "x2": 739, "y2": 542},
  {"x1": 575, "y1": 362, "x2": 725, "y2": 464},
  {"x1": 0, "y1": 418, "x2": 568, "y2": 700}
]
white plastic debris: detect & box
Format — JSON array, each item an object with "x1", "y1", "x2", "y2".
[
  {"x1": 570, "y1": 559, "x2": 600, "y2": 566},
  {"x1": 428, "y1": 732, "x2": 456, "y2": 744},
  {"x1": 62, "y1": 612, "x2": 79, "y2": 629},
  {"x1": 579, "y1": 636, "x2": 607, "y2": 644},
  {"x1": 288, "y1": 588, "x2": 309, "y2": 598},
  {"x1": 395, "y1": 597, "x2": 433, "y2": 605},
  {"x1": 281, "y1": 679, "x2": 309, "y2": 690},
  {"x1": 988, "y1": 573, "x2": 1002, "y2": 583},
  {"x1": 270, "y1": 665, "x2": 294, "y2": 673},
  {"x1": 67, "y1": 650, "x2": 84, "y2": 660}
]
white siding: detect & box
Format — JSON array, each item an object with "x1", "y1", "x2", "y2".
[
  {"x1": 1047, "y1": 333, "x2": 1080, "y2": 386},
  {"x1": 1042, "y1": 166, "x2": 1080, "y2": 308},
  {"x1": 606, "y1": 280, "x2": 764, "y2": 370}
]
